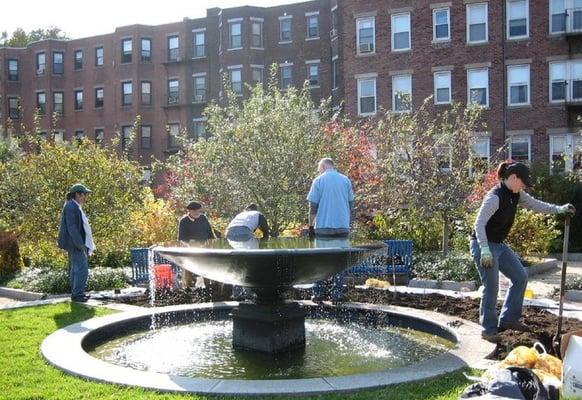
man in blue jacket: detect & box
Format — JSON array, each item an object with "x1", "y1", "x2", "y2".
[{"x1": 57, "y1": 183, "x2": 95, "y2": 302}]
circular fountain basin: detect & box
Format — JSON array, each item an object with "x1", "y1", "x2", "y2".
[{"x1": 41, "y1": 301, "x2": 495, "y2": 396}]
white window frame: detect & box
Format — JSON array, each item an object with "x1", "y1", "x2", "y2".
[
  {"x1": 507, "y1": 64, "x2": 531, "y2": 106},
  {"x1": 228, "y1": 66, "x2": 243, "y2": 94},
  {"x1": 434, "y1": 71, "x2": 452, "y2": 104},
  {"x1": 466, "y1": 3, "x2": 489, "y2": 44},
  {"x1": 433, "y1": 8, "x2": 451, "y2": 42},
  {"x1": 508, "y1": 135, "x2": 532, "y2": 164},
  {"x1": 306, "y1": 12, "x2": 320, "y2": 39},
  {"x1": 550, "y1": 0, "x2": 567, "y2": 33},
  {"x1": 356, "y1": 17, "x2": 376, "y2": 54},
  {"x1": 251, "y1": 19, "x2": 264, "y2": 48},
  {"x1": 306, "y1": 60, "x2": 320, "y2": 88},
  {"x1": 507, "y1": 0, "x2": 529, "y2": 39},
  {"x1": 470, "y1": 136, "x2": 491, "y2": 175},
  {"x1": 280, "y1": 63, "x2": 293, "y2": 89},
  {"x1": 229, "y1": 20, "x2": 242, "y2": 50},
  {"x1": 467, "y1": 68, "x2": 489, "y2": 107},
  {"x1": 549, "y1": 61, "x2": 567, "y2": 103},
  {"x1": 391, "y1": 13, "x2": 411, "y2": 51},
  {"x1": 392, "y1": 74, "x2": 412, "y2": 112},
  {"x1": 192, "y1": 28, "x2": 206, "y2": 58},
  {"x1": 279, "y1": 15, "x2": 293, "y2": 43},
  {"x1": 549, "y1": 134, "x2": 582, "y2": 173},
  {"x1": 357, "y1": 77, "x2": 377, "y2": 116}
]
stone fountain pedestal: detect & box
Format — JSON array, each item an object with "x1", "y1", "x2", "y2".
[{"x1": 232, "y1": 301, "x2": 306, "y2": 353}]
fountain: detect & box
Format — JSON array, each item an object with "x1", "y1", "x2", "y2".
[{"x1": 41, "y1": 237, "x2": 495, "y2": 396}]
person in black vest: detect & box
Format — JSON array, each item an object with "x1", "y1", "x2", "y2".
[{"x1": 471, "y1": 161, "x2": 575, "y2": 342}]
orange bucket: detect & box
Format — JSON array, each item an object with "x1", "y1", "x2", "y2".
[{"x1": 153, "y1": 264, "x2": 174, "y2": 289}]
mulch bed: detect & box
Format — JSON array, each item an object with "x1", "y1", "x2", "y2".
[{"x1": 119, "y1": 286, "x2": 582, "y2": 360}]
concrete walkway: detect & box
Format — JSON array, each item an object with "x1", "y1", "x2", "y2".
[{"x1": 527, "y1": 260, "x2": 582, "y2": 299}]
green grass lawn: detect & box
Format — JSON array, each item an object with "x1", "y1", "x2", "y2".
[{"x1": 0, "y1": 302, "x2": 476, "y2": 400}]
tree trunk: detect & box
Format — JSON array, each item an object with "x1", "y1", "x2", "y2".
[{"x1": 442, "y1": 212, "x2": 450, "y2": 257}]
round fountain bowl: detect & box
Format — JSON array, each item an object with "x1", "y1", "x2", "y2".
[{"x1": 41, "y1": 302, "x2": 495, "y2": 396}]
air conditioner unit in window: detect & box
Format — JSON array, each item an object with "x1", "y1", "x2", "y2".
[
  {"x1": 37, "y1": 67, "x2": 45, "y2": 75},
  {"x1": 194, "y1": 94, "x2": 205, "y2": 102},
  {"x1": 359, "y1": 43, "x2": 373, "y2": 53},
  {"x1": 176, "y1": 56, "x2": 182, "y2": 62},
  {"x1": 330, "y1": 28, "x2": 338, "y2": 38}
]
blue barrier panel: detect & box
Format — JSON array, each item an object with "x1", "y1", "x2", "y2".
[{"x1": 130, "y1": 248, "x2": 182, "y2": 285}]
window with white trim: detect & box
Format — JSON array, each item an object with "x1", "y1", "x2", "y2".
[
  {"x1": 74, "y1": 90, "x2": 83, "y2": 110},
  {"x1": 229, "y1": 68, "x2": 242, "y2": 94},
  {"x1": 357, "y1": 77, "x2": 376, "y2": 115},
  {"x1": 95, "y1": 87, "x2": 104, "y2": 108},
  {"x1": 549, "y1": 61, "x2": 567, "y2": 102},
  {"x1": 392, "y1": 74, "x2": 412, "y2": 112},
  {"x1": 7, "y1": 59, "x2": 18, "y2": 81},
  {"x1": 433, "y1": 8, "x2": 450, "y2": 41},
  {"x1": 507, "y1": 0, "x2": 528, "y2": 38},
  {"x1": 508, "y1": 64, "x2": 530, "y2": 105},
  {"x1": 193, "y1": 30, "x2": 206, "y2": 57},
  {"x1": 141, "y1": 125, "x2": 152, "y2": 149},
  {"x1": 36, "y1": 92, "x2": 46, "y2": 115},
  {"x1": 509, "y1": 136, "x2": 531, "y2": 164},
  {"x1": 36, "y1": 53, "x2": 46, "y2": 75},
  {"x1": 122, "y1": 81, "x2": 133, "y2": 106},
  {"x1": 471, "y1": 136, "x2": 490, "y2": 174},
  {"x1": 121, "y1": 125, "x2": 132, "y2": 151},
  {"x1": 434, "y1": 71, "x2": 451, "y2": 104},
  {"x1": 252, "y1": 67, "x2": 263, "y2": 85},
  {"x1": 168, "y1": 79, "x2": 179, "y2": 104},
  {"x1": 280, "y1": 17, "x2": 292, "y2": 42},
  {"x1": 121, "y1": 39, "x2": 132, "y2": 63},
  {"x1": 229, "y1": 21, "x2": 242, "y2": 49},
  {"x1": 307, "y1": 14, "x2": 319, "y2": 38},
  {"x1": 357, "y1": 17, "x2": 375, "y2": 54},
  {"x1": 168, "y1": 35, "x2": 180, "y2": 61},
  {"x1": 571, "y1": 61, "x2": 582, "y2": 101},
  {"x1": 551, "y1": 0, "x2": 582, "y2": 33},
  {"x1": 467, "y1": 68, "x2": 489, "y2": 107},
  {"x1": 550, "y1": 134, "x2": 582, "y2": 173},
  {"x1": 168, "y1": 124, "x2": 180, "y2": 149},
  {"x1": 141, "y1": 81, "x2": 151, "y2": 105},
  {"x1": 392, "y1": 13, "x2": 411, "y2": 51},
  {"x1": 467, "y1": 3, "x2": 488, "y2": 43},
  {"x1": 307, "y1": 63, "x2": 319, "y2": 87},
  {"x1": 252, "y1": 21, "x2": 263, "y2": 47},
  {"x1": 280, "y1": 65, "x2": 293, "y2": 89},
  {"x1": 193, "y1": 76, "x2": 207, "y2": 101},
  {"x1": 192, "y1": 118, "x2": 208, "y2": 140}
]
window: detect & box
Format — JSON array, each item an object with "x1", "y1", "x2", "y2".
[
  {"x1": 471, "y1": 136, "x2": 490, "y2": 174},
  {"x1": 121, "y1": 125, "x2": 132, "y2": 151},
  {"x1": 121, "y1": 39, "x2": 132, "y2": 63},
  {"x1": 251, "y1": 20, "x2": 263, "y2": 47},
  {"x1": 8, "y1": 97, "x2": 20, "y2": 119},
  {"x1": 280, "y1": 65, "x2": 293, "y2": 89},
  {"x1": 141, "y1": 125, "x2": 152, "y2": 149},
  {"x1": 141, "y1": 81, "x2": 151, "y2": 105},
  {"x1": 36, "y1": 53, "x2": 46, "y2": 75},
  {"x1": 509, "y1": 136, "x2": 531, "y2": 163},
  {"x1": 38, "y1": 131, "x2": 48, "y2": 141},
  {"x1": 467, "y1": 3, "x2": 488, "y2": 43},
  {"x1": 229, "y1": 68, "x2": 242, "y2": 94},
  {"x1": 306, "y1": 13, "x2": 319, "y2": 38},
  {"x1": 75, "y1": 130, "x2": 84, "y2": 142},
  {"x1": 551, "y1": 0, "x2": 567, "y2": 33},
  {"x1": 193, "y1": 30, "x2": 205, "y2": 57},
  {"x1": 95, "y1": 47, "x2": 104, "y2": 66},
  {"x1": 192, "y1": 118, "x2": 208, "y2": 140},
  {"x1": 357, "y1": 77, "x2": 376, "y2": 115},
  {"x1": 122, "y1": 81, "x2": 133, "y2": 106},
  {"x1": 433, "y1": 8, "x2": 450, "y2": 41},
  {"x1": 550, "y1": 62, "x2": 567, "y2": 102},
  {"x1": 193, "y1": 75, "x2": 207, "y2": 101},
  {"x1": 141, "y1": 38, "x2": 152, "y2": 62},
  {"x1": 280, "y1": 16, "x2": 292, "y2": 42},
  {"x1": 53, "y1": 92, "x2": 64, "y2": 114},
  {"x1": 36, "y1": 92, "x2": 46, "y2": 115},
  {"x1": 168, "y1": 35, "x2": 179, "y2": 61},
  {"x1": 507, "y1": 0, "x2": 528, "y2": 38},
  {"x1": 571, "y1": 61, "x2": 582, "y2": 101},
  {"x1": 307, "y1": 63, "x2": 319, "y2": 87},
  {"x1": 357, "y1": 17, "x2": 375, "y2": 53},
  {"x1": 95, "y1": 87, "x2": 104, "y2": 108},
  {"x1": 53, "y1": 52, "x2": 64, "y2": 74},
  {"x1": 142, "y1": 168, "x2": 152, "y2": 183},
  {"x1": 331, "y1": 7, "x2": 338, "y2": 34},
  {"x1": 74, "y1": 90, "x2": 83, "y2": 110},
  {"x1": 508, "y1": 64, "x2": 530, "y2": 105},
  {"x1": 94, "y1": 128, "x2": 104, "y2": 146},
  {"x1": 434, "y1": 71, "x2": 452, "y2": 104},
  {"x1": 168, "y1": 79, "x2": 179, "y2": 104},
  {"x1": 332, "y1": 58, "x2": 339, "y2": 89},
  {"x1": 437, "y1": 145, "x2": 452, "y2": 172},
  {"x1": 229, "y1": 21, "x2": 242, "y2": 49},
  {"x1": 550, "y1": 135, "x2": 582, "y2": 173},
  {"x1": 467, "y1": 68, "x2": 489, "y2": 107},
  {"x1": 7, "y1": 59, "x2": 18, "y2": 81},
  {"x1": 168, "y1": 124, "x2": 180, "y2": 149},
  {"x1": 392, "y1": 74, "x2": 412, "y2": 112},
  {"x1": 392, "y1": 13, "x2": 411, "y2": 51},
  {"x1": 252, "y1": 67, "x2": 263, "y2": 85},
  {"x1": 74, "y1": 50, "x2": 83, "y2": 70}
]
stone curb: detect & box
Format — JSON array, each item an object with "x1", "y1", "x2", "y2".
[
  {"x1": 548, "y1": 253, "x2": 582, "y2": 262},
  {"x1": 408, "y1": 279, "x2": 476, "y2": 292},
  {"x1": 0, "y1": 286, "x2": 47, "y2": 301},
  {"x1": 566, "y1": 290, "x2": 582, "y2": 302},
  {"x1": 526, "y1": 259, "x2": 558, "y2": 277}
]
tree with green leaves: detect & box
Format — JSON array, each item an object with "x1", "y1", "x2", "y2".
[
  {"x1": 162, "y1": 65, "x2": 331, "y2": 235},
  {"x1": 1, "y1": 27, "x2": 68, "y2": 47}
]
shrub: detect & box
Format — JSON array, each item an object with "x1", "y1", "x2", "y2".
[
  {"x1": 129, "y1": 187, "x2": 177, "y2": 246},
  {"x1": 88, "y1": 249, "x2": 131, "y2": 270},
  {"x1": 413, "y1": 251, "x2": 480, "y2": 282},
  {"x1": 0, "y1": 230, "x2": 23, "y2": 278},
  {"x1": 566, "y1": 276, "x2": 582, "y2": 291},
  {"x1": 505, "y1": 209, "x2": 560, "y2": 257},
  {"x1": 7, "y1": 266, "x2": 130, "y2": 294}
]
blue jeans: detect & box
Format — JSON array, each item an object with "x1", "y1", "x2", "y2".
[
  {"x1": 470, "y1": 240, "x2": 527, "y2": 335},
  {"x1": 68, "y1": 248, "x2": 88, "y2": 298}
]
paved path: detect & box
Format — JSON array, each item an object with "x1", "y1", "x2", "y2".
[{"x1": 527, "y1": 260, "x2": 582, "y2": 299}]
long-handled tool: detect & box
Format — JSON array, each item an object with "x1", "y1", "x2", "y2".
[{"x1": 553, "y1": 215, "x2": 571, "y2": 358}]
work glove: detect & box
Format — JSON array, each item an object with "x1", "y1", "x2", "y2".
[
  {"x1": 558, "y1": 203, "x2": 576, "y2": 216},
  {"x1": 480, "y1": 245, "x2": 493, "y2": 269},
  {"x1": 308, "y1": 226, "x2": 316, "y2": 241}
]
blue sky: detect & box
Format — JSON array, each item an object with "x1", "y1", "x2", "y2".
[{"x1": 1, "y1": 0, "x2": 300, "y2": 40}]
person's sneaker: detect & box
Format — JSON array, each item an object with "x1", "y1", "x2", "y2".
[
  {"x1": 71, "y1": 296, "x2": 88, "y2": 303},
  {"x1": 498, "y1": 320, "x2": 531, "y2": 332},
  {"x1": 481, "y1": 332, "x2": 501, "y2": 343}
]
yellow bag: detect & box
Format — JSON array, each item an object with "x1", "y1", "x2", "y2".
[
  {"x1": 504, "y1": 346, "x2": 539, "y2": 368},
  {"x1": 365, "y1": 278, "x2": 391, "y2": 289},
  {"x1": 532, "y1": 344, "x2": 562, "y2": 380}
]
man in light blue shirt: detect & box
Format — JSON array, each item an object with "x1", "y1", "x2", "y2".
[
  {"x1": 307, "y1": 158, "x2": 354, "y2": 237},
  {"x1": 306, "y1": 158, "x2": 354, "y2": 303}
]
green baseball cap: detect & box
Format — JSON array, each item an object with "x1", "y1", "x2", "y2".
[{"x1": 68, "y1": 183, "x2": 92, "y2": 194}]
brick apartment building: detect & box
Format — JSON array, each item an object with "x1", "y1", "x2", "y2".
[{"x1": 0, "y1": 0, "x2": 581, "y2": 176}]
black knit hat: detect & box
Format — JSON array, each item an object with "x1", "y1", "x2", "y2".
[
  {"x1": 186, "y1": 201, "x2": 202, "y2": 210},
  {"x1": 506, "y1": 163, "x2": 532, "y2": 187}
]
